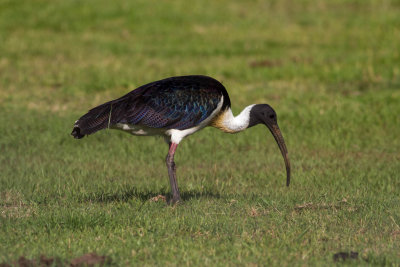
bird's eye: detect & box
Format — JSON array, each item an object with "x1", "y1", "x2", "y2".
[{"x1": 269, "y1": 114, "x2": 275, "y2": 119}]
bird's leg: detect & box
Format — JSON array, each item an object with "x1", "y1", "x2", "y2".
[{"x1": 166, "y1": 142, "x2": 181, "y2": 204}]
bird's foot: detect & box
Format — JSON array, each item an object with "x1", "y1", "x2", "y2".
[{"x1": 167, "y1": 196, "x2": 181, "y2": 205}]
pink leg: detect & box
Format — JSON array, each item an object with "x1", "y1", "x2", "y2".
[{"x1": 166, "y1": 142, "x2": 181, "y2": 204}]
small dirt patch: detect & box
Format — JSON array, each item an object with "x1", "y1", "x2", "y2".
[
  {"x1": 70, "y1": 253, "x2": 111, "y2": 266},
  {"x1": 0, "y1": 255, "x2": 61, "y2": 267},
  {"x1": 249, "y1": 59, "x2": 282, "y2": 68},
  {"x1": 1, "y1": 253, "x2": 110, "y2": 267},
  {"x1": 333, "y1": 251, "x2": 359, "y2": 262}
]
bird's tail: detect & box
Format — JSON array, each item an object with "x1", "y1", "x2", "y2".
[{"x1": 71, "y1": 101, "x2": 117, "y2": 139}]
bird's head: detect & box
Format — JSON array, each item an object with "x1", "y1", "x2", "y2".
[{"x1": 248, "y1": 104, "x2": 291, "y2": 186}]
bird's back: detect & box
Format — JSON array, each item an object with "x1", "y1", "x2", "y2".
[{"x1": 71, "y1": 75, "x2": 231, "y2": 138}]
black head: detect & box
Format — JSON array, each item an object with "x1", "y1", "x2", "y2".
[
  {"x1": 249, "y1": 104, "x2": 277, "y2": 128},
  {"x1": 248, "y1": 104, "x2": 291, "y2": 186}
]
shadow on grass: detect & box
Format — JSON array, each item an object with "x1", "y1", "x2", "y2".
[{"x1": 81, "y1": 187, "x2": 222, "y2": 203}]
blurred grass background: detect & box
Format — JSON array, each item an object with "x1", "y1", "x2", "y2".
[{"x1": 1, "y1": 0, "x2": 400, "y2": 265}]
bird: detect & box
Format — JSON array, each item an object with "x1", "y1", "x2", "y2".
[{"x1": 71, "y1": 75, "x2": 290, "y2": 204}]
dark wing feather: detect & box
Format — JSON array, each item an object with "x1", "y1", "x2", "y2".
[
  {"x1": 71, "y1": 75, "x2": 231, "y2": 138},
  {"x1": 120, "y1": 75, "x2": 227, "y2": 129}
]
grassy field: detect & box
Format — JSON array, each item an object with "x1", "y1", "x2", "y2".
[{"x1": 1, "y1": 0, "x2": 400, "y2": 265}]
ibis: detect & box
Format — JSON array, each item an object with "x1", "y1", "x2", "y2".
[{"x1": 71, "y1": 75, "x2": 290, "y2": 204}]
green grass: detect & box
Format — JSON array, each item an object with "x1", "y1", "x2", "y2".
[{"x1": 1, "y1": 0, "x2": 400, "y2": 265}]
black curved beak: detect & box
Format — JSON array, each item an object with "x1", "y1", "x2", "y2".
[{"x1": 265, "y1": 123, "x2": 291, "y2": 186}]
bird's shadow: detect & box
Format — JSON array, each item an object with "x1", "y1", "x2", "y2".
[{"x1": 82, "y1": 187, "x2": 221, "y2": 204}]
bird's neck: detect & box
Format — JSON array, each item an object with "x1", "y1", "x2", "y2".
[{"x1": 211, "y1": 105, "x2": 255, "y2": 133}]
